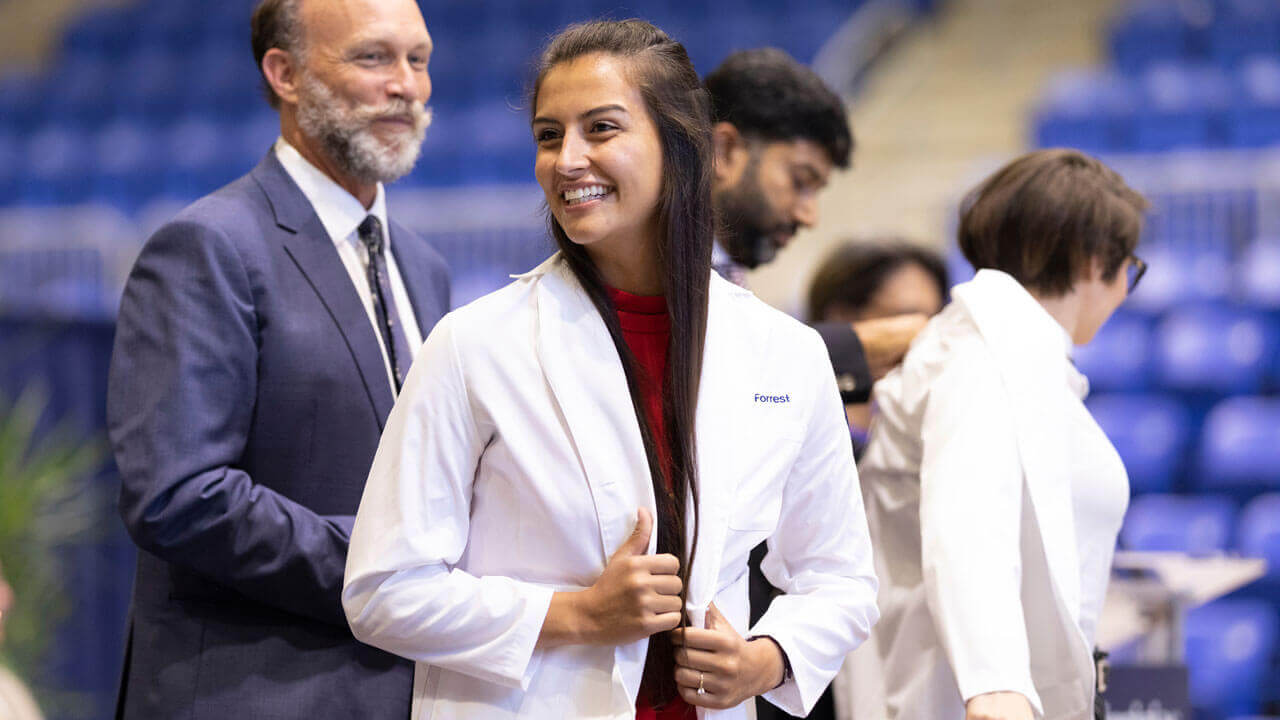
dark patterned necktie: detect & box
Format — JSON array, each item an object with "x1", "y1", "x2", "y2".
[{"x1": 358, "y1": 215, "x2": 411, "y2": 392}]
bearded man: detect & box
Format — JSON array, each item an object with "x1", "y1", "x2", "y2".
[{"x1": 106, "y1": 0, "x2": 448, "y2": 717}]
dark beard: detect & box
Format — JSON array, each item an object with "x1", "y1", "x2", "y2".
[{"x1": 713, "y1": 162, "x2": 796, "y2": 269}]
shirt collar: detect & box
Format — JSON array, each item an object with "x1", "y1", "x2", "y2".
[
  {"x1": 957, "y1": 269, "x2": 1087, "y2": 398},
  {"x1": 273, "y1": 137, "x2": 390, "y2": 251}
]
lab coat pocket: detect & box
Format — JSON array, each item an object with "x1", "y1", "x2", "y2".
[{"x1": 726, "y1": 436, "x2": 800, "y2": 532}]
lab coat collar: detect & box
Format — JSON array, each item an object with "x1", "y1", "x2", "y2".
[
  {"x1": 950, "y1": 270, "x2": 1085, "y2": 634},
  {"x1": 531, "y1": 255, "x2": 742, "y2": 708}
]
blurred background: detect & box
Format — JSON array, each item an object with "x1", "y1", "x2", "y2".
[{"x1": 1, "y1": 0, "x2": 1278, "y2": 717}]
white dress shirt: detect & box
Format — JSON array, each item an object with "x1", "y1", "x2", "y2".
[
  {"x1": 839, "y1": 269, "x2": 1128, "y2": 720},
  {"x1": 273, "y1": 138, "x2": 423, "y2": 393}
]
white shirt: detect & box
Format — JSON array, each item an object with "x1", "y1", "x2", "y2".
[
  {"x1": 273, "y1": 138, "x2": 423, "y2": 394},
  {"x1": 840, "y1": 269, "x2": 1127, "y2": 720}
]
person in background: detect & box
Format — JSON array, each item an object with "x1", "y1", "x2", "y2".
[
  {"x1": 807, "y1": 240, "x2": 948, "y2": 456},
  {"x1": 843, "y1": 148, "x2": 1148, "y2": 720},
  {"x1": 106, "y1": 0, "x2": 449, "y2": 716},
  {"x1": 0, "y1": 560, "x2": 44, "y2": 720},
  {"x1": 0, "y1": 561, "x2": 10, "y2": 647},
  {"x1": 342, "y1": 19, "x2": 878, "y2": 719},
  {"x1": 703, "y1": 49, "x2": 926, "y2": 720},
  {"x1": 704, "y1": 48, "x2": 927, "y2": 404}
]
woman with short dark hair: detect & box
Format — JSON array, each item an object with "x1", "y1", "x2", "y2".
[
  {"x1": 807, "y1": 241, "x2": 948, "y2": 325},
  {"x1": 840, "y1": 148, "x2": 1147, "y2": 720},
  {"x1": 806, "y1": 240, "x2": 948, "y2": 458}
]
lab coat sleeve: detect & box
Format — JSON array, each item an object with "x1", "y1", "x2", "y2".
[
  {"x1": 751, "y1": 329, "x2": 881, "y2": 716},
  {"x1": 342, "y1": 313, "x2": 554, "y2": 689},
  {"x1": 919, "y1": 345, "x2": 1042, "y2": 715}
]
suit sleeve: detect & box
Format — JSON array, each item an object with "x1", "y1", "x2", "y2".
[
  {"x1": 109, "y1": 219, "x2": 356, "y2": 626},
  {"x1": 812, "y1": 322, "x2": 872, "y2": 404},
  {"x1": 918, "y1": 347, "x2": 1042, "y2": 714},
  {"x1": 342, "y1": 314, "x2": 554, "y2": 689},
  {"x1": 750, "y1": 329, "x2": 881, "y2": 716}
]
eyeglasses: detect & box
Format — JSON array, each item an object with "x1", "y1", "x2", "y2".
[{"x1": 1126, "y1": 254, "x2": 1148, "y2": 293}]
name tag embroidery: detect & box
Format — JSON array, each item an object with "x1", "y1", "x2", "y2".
[{"x1": 754, "y1": 393, "x2": 791, "y2": 404}]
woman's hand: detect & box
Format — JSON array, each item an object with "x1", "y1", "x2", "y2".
[
  {"x1": 965, "y1": 691, "x2": 1035, "y2": 720},
  {"x1": 538, "y1": 508, "x2": 683, "y2": 648},
  {"x1": 672, "y1": 603, "x2": 784, "y2": 709}
]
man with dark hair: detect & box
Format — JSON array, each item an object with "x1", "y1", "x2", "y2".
[
  {"x1": 705, "y1": 49, "x2": 925, "y2": 720},
  {"x1": 108, "y1": 0, "x2": 448, "y2": 717},
  {"x1": 705, "y1": 48, "x2": 925, "y2": 407}
]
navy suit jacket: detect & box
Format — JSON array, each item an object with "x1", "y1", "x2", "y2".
[{"x1": 107, "y1": 152, "x2": 450, "y2": 718}]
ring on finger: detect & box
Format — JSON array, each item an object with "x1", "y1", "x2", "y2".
[{"x1": 697, "y1": 671, "x2": 706, "y2": 696}]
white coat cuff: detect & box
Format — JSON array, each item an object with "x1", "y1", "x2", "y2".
[
  {"x1": 747, "y1": 621, "x2": 809, "y2": 716},
  {"x1": 493, "y1": 583, "x2": 556, "y2": 690},
  {"x1": 960, "y1": 677, "x2": 1044, "y2": 719}
]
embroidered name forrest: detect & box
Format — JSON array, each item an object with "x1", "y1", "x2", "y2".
[{"x1": 754, "y1": 393, "x2": 791, "y2": 404}]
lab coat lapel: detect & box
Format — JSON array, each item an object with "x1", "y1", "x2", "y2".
[
  {"x1": 952, "y1": 272, "x2": 1083, "y2": 629},
  {"x1": 532, "y1": 257, "x2": 659, "y2": 558},
  {"x1": 684, "y1": 275, "x2": 740, "y2": 630},
  {"x1": 533, "y1": 258, "x2": 660, "y2": 710}
]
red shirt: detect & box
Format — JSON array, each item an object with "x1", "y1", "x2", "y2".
[{"x1": 607, "y1": 287, "x2": 695, "y2": 720}]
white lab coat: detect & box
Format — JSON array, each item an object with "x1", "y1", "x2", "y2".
[
  {"x1": 836, "y1": 270, "x2": 1122, "y2": 720},
  {"x1": 343, "y1": 254, "x2": 879, "y2": 719}
]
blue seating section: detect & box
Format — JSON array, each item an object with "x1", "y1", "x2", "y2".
[
  {"x1": 1121, "y1": 493, "x2": 1236, "y2": 554},
  {"x1": 1186, "y1": 599, "x2": 1280, "y2": 719},
  {"x1": 1087, "y1": 394, "x2": 1190, "y2": 494},
  {"x1": 1033, "y1": 0, "x2": 1280, "y2": 154},
  {"x1": 0, "y1": 0, "x2": 866, "y2": 210}
]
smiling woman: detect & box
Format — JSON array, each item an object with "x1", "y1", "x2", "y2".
[{"x1": 343, "y1": 19, "x2": 880, "y2": 720}]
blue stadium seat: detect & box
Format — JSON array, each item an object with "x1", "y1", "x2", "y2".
[
  {"x1": 41, "y1": 56, "x2": 115, "y2": 127},
  {"x1": 0, "y1": 129, "x2": 18, "y2": 206},
  {"x1": 1237, "y1": 239, "x2": 1280, "y2": 309},
  {"x1": 1206, "y1": 0, "x2": 1280, "y2": 68},
  {"x1": 1198, "y1": 397, "x2": 1280, "y2": 491},
  {"x1": 1087, "y1": 394, "x2": 1191, "y2": 494},
  {"x1": 1185, "y1": 599, "x2": 1279, "y2": 718},
  {"x1": 113, "y1": 48, "x2": 186, "y2": 123},
  {"x1": 1121, "y1": 493, "x2": 1235, "y2": 554},
  {"x1": 0, "y1": 72, "x2": 47, "y2": 133},
  {"x1": 1237, "y1": 493, "x2": 1280, "y2": 582},
  {"x1": 181, "y1": 43, "x2": 263, "y2": 121},
  {"x1": 1075, "y1": 311, "x2": 1153, "y2": 392},
  {"x1": 60, "y1": 4, "x2": 142, "y2": 59},
  {"x1": 1226, "y1": 57, "x2": 1280, "y2": 148},
  {"x1": 945, "y1": 247, "x2": 976, "y2": 287},
  {"x1": 1133, "y1": 63, "x2": 1233, "y2": 151},
  {"x1": 163, "y1": 117, "x2": 243, "y2": 199},
  {"x1": 21, "y1": 124, "x2": 95, "y2": 205},
  {"x1": 1154, "y1": 307, "x2": 1275, "y2": 394},
  {"x1": 90, "y1": 119, "x2": 164, "y2": 210},
  {"x1": 1033, "y1": 69, "x2": 1136, "y2": 153},
  {"x1": 1125, "y1": 245, "x2": 1232, "y2": 313},
  {"x1": 1108, "y1": 0, "x2": 1196, "y2": 74}
]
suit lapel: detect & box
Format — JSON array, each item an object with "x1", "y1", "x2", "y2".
[
  {"x1": 252, "y1": 152, "x2": 396, "y2": 426},
  {"x1": 388, "y1": 223, "x2": 438, "y2": 329}
]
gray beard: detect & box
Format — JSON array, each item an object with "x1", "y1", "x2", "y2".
[{"x1": 296, "y1": 74, "x2": 431, "y2": 185}]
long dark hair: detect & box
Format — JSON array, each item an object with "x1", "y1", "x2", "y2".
[{"x1": 531, "y1": 19, "x2": 714, "y2": 704}]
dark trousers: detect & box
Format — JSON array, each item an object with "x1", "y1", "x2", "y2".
[{"x1": 749, "y1": 542, "x2": 837, "y2": 720}]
